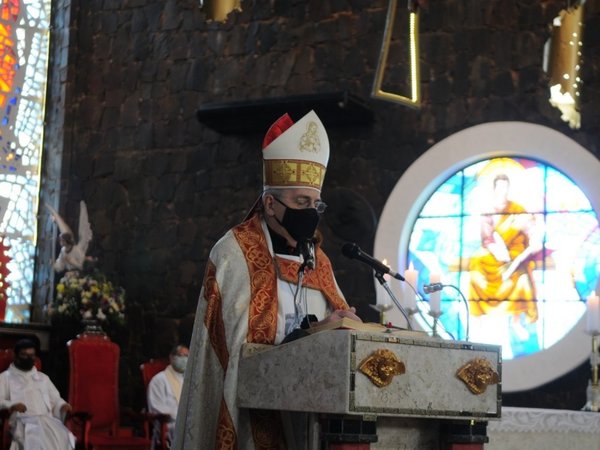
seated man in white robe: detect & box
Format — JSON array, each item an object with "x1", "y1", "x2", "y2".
[
  {"x1": 0, "y1": 339, "x2": 75, "y2": 450},
  {"x1": 147, "y1": 344, "x2": 189, "y2": 448}
]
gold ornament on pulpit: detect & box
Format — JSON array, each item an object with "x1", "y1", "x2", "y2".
[
  {"x1": 456, "y1": 358, "x2": 500, "y2": 395},
  {"x1": 359, "y1": 349, "x2": 406, "y2": 388}
]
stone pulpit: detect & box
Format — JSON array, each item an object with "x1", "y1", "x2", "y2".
[{"x1": 238, "y1": 328, "x2": 501, "y2": 450}]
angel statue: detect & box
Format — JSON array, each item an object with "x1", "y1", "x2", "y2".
[{"x1": 46, "y1": 201, "x2": 93, "y2": 274}]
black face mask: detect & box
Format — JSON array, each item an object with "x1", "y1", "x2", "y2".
[
  {"x1": 14, "y1": 356, "x2": 35, "y2": 371},
  {"x1": 275, "y1": 200, "x2": 320, "y2": 243}
]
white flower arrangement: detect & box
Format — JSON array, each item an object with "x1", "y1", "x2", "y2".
[{"x1": 50, "y1": 270, "x2": 126, "y2": 325}]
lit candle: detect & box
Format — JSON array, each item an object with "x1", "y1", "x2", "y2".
[
  {"x1": 403, "y1": 262, "x2": 418, "y2": 310},
  {"x1": 586, "y1": 291, "x2": 600, "y2": 335},
  {"x1": 429, "y1": 272, "x2": 441, "y2": 314}
]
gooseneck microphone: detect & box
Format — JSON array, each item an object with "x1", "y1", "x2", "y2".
[{"x1": 341, "y1": 243, "x2": 405, "y2": 281}]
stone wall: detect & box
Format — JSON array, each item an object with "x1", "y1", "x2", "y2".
[{"x1": 39, "y1": 0, "x2": 600, "y2": 409}]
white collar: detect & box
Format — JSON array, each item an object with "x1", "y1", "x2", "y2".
[{"x1": 8, "y1": 364, "x2": 42, "y2": 381}]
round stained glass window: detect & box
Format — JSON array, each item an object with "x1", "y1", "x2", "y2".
[
  {"x1": 375, "y1": 122, "x2": 600, "y2": 392},
  {"x1": 408, "y1": 157, "x2": 599, "y2": 361}
]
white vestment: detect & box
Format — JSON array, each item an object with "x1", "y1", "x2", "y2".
[
  {"x1": 0, "y1": 364, "x2": 75, "y2": 450},
  {"x1": 147, "y1": 366, "x2": 183, "y2": 447},
  {"x1": 172, "y1": 215, "x2": 347, "y2": 450}
]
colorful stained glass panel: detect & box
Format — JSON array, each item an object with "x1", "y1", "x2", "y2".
[
  {"x1": 0, "y1": 0, "x2": 50, "y2": 322},
  {"x1": 409, "y1": 157, "x2": 600, "y2": 360}
]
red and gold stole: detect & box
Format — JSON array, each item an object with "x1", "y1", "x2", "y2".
[{"x1": 202, "y1": 261, "x2": 237, "y2": 448}]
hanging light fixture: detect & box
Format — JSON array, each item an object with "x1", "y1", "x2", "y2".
[
  {"x1": 371, "y1": 0, "x2": 422, "y2": 108},
  {"x1": 544, "y1": 1, "x2": 585, "y2": 129},
  {"x1": 199, "y1": 0, "x2": 242, "y2": 23}
]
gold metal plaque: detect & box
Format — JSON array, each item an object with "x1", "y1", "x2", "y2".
[
  {"x1": 359, "y1": 349, "x2": 406, "y2": 388},
  {"x1": 456, "y1": 358, "x2": 500, "y2": 395}
]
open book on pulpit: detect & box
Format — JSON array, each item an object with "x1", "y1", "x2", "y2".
[{"x1": 306, "y1": 317, "x2": 427, "y2": 338}]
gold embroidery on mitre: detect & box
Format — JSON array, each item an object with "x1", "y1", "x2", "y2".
[
  {"x1": 264, "y1": 159, "x2": 326, "y2": 189},
  {"x1": 270, "y1": 161, "x2": 297, "y2": 185},
  {"x1": 359, "y1": 349, "x2": 406, "y2": 388},
  {"x1": 300, "y1": 163, "x2": 321, "y2": 185},
  {"x1": 456, "y1": 358, "x2": 500, "y2": 395},
  {"x1": 298, "y1": 121, "x2": 321, "y2": 153}
]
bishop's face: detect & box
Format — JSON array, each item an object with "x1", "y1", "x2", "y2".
[
  {"x1": 263, "y1": 188, "x2": 326, "y2": 246},
  {"x1": 267, "y1": 188, "x2": 325, "y2": 219}
]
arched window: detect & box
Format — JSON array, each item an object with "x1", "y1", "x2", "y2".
[
  {"x1": 0, "y1": 0, "x2": 51, "y2": 322},
  {"x1": 375, "y1": 122, "x2": 600, "y2": 392}
]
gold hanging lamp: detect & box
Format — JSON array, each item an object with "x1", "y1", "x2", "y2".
[
  {"x1": 371, "y1": 0, "x2": 421, "y2": 108},
  {"x1": 544, "y1": 1, "x2": 585, "y2": 129},
  {"x1": 200, "y1": 0, "x2": 242, "y2": 23}
]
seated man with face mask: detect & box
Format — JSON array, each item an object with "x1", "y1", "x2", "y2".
[
  {"x1": 173, "y1": 110, "x2": 361, "y2": 450},
  {"x1": 0, "y1": 339, "x2": 75, "y2": 450},
  {"x1": 147, "y1": 345, "x2": 189, "y2": 448}
]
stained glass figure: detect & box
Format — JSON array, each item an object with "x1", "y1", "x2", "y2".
[{"x1": 409, "y1": 157, "x2": 600, "y2": 360}]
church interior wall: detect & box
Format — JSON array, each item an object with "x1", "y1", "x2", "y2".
[{"x1": 37, "y1": 0, "x2": 600, "y2": 411}]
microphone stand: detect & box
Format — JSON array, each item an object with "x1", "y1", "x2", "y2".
[
  {"x1": 281, "y1": 259, "x2": 312, "y2": 344},
  {"x1": 424, "y1": 283, "x2": 470, "y2": 341},
  {"x1": 446, "y1": 284, "x2": 470, "y2": 342},
  {"x1": 374, "y1": 272, "x2": 413, "y2": 330},
  {"x1": 291, "y1": 267, "x2": 306, "y2": 331},
  {"x1": 291, "y1": 239, "x2": 315, "y2": 330}
]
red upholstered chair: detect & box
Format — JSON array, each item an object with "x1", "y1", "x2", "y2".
[
  {"x1": 68, "y1": 332, "x2": 152, "y2": 450},
  {"x1": 0, "y1": 349, "x2": 14, "y2": 374},
  {"x1": 140, "y1": 359, "x2": 168, "y2": 392},
  {"x1": 139, "y1": 359, "x2": 170, "y2": 450}
]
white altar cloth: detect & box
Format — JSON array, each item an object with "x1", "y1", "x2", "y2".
[{"x1": 487, "y1": 407, "x2": 600, "y2": 450}]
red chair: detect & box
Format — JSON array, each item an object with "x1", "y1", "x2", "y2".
[
  {"x1": 140, "y1": 359, "x2": 168, "y2": 392},
  {"x1": 68, "y1": 332, "x2": 152, "y2": 450},
  {"x1": 139, "y1": 359, "x2": 170, "y2": 450}
]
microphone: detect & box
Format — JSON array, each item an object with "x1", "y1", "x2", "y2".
[
  {"x1": 341, "y1": 243, "x2": 405, "y2": 281},
  {"x1": 298, "y1": 238, "x2": 316, "y2": 270},
  {"x1": 423, "y1": 282, "x2": 443, "y2": 293}
]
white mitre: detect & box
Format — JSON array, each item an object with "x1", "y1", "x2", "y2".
[{"x1": 262, "y1": 110, "x2": 329, "y2": 192}]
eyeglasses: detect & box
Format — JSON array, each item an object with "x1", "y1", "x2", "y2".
[
  {"x1": 313, "y1": 200, "x2": 328, "y2": 214},
  {"x1": 273, "y1": 195, "x2": 328, "y2": 214}
]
